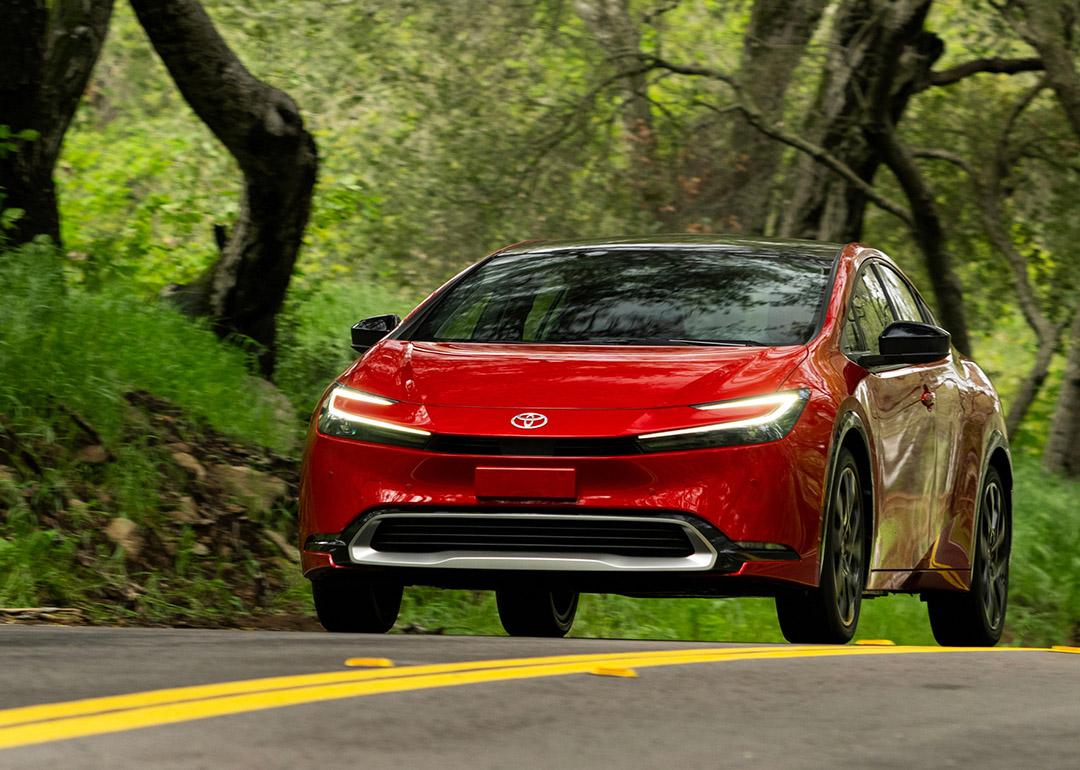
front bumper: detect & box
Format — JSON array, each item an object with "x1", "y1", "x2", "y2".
[{"x1": 299, "y1": 408, "x2": 831, "y2": 592}]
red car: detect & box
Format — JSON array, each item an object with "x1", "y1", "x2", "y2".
[{"x1": 299, "y1": 236, "x2": 1012, "y2": 645}]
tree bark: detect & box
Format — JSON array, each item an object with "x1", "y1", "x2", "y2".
[
  {"x1": 130, "y1": 0, "x2": 318, "y2": 376},
  {"x1": 692, "y1": 0, "x2": 827, "y2": 234},
  {"x1": 574, "y1": 0, "x2": 672, "y2": 225},
  {"x1": 978, "y1": 86, "x2": 1062, "y2": 437},
  {"x1": 0, "y1": 0, "x2": 113, "y2": 247},
  {"x1": 780, "y1": 0, "x2": 950, "y2": 243},
  {"x1": 1044, "y1": 310, "x2": 1080, "y2": 476},
  {"x1": 1003, "y1": 1, "x2": 1080, "y2": 137},
  {"x1": 998, "y1": 1, "x2": 1080, "y2": 474},
  {"x1": 861, "y1": 0, "x2": 972, "y2": 355}
]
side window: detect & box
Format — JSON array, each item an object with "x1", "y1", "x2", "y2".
[
  {"x1": 875, "y1": 265, "x2": 925, "y2": 323},
  {"x1": 843, "y1": 268, "x2": 896, "y2": 356}
]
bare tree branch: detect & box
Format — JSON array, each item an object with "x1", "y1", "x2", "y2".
[
  {"x1": 644, "y1": 56, "x2": 914, "y2": 225},
  {"x1": 927, "y1": 56, "x2": 1043, "y2": 87}
]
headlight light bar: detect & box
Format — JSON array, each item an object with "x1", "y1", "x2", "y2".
[
  {"x1": 318, "y1": 384, "x2": 430, "y2": 448},
  {"x1": 636, "y1": 389, "x2": 809, "y2": 452}
]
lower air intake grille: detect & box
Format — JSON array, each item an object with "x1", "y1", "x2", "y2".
[{"x1": 369, "y1": 516, "x2": 695, "y2": 558}]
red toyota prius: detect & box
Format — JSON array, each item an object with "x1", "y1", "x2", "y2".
[{"x1": 299, "y1": 236, "x2": 1012, "y2": 645}]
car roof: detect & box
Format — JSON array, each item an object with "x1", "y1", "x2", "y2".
[{"x1": 498, "y1": 234, "x2": 845, "y2": 262}]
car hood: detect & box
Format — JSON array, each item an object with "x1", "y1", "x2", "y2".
[{"x1": 344, "y1": 340, "x2": 808, "y2": 410}]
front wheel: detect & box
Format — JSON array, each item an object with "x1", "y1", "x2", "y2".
[
  {"x1": 496, "y1": 589, "x2": 579, "y2": 637},
  {"x1": 776, "y1": 448, "x2": 866, "y2": 644},
  {"x1": 926, "y1": 467, "x2": 1010, "y2": 647},
  {"x1": 312, "y1": 574, "x2": 403, "y2": 633}
]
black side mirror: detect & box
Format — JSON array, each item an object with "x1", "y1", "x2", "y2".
[
  {"x1": 351, "y1": 314, "x2": 401, "y2": 354},
  {"x1": 857, "y1": 321, "x2": 950, "y2": 368}
]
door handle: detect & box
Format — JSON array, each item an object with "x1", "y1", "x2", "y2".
[{"x1": 920, "y1": 385, "x2": 936, "y2": 409}]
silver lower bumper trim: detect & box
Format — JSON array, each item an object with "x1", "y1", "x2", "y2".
[{"x1": 346, "y1": 512, "x2": 718, "y2": 572}]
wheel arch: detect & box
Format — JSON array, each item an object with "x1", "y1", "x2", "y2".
[
  {"x1": 818, "y1": 409, "x2": 875, "y2": 583},
  {"x1": 986, "y1": 436, "x2": 1013, "y2": 496}
]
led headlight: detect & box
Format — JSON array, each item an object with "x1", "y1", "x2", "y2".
[
  {"x1": 637, "y1": 389, "x2": 809, "y2": 452},
  {"x1": 317, "y1": 384, "x2": 430, "y2": 448}
]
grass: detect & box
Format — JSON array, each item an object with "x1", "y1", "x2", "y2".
[
  {"x1": 0, "y1": 241, "x2": 301, "y2": 619},
  {"x1": 0, "y1": 240, "x2": 296, "y2": 453},
  {"x1": 275, "y1": 279, "x2": 419, "y2": 413}
]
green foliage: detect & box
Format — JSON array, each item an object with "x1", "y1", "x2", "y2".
[
  {"x1": 1007, "y1": 461, "x2": 1080, "y2": 645},
  {"x1": 0, "y1": 241, "x2": 304, "y2": 619},
  {"x1": 0, "y1": 241, "x2": 294, "y2": 452},
  {"x1": 275, "y1": 280, "x2": 419, "y2": 412},
  {"x1": 0, "y1": 125, "x2": 40, "y2": 158}
]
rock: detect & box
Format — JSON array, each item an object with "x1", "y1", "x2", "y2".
[
  {"x1": 0, "y1": 607, "x2": 85, "y2": 624},
  {"x1": 105, "y1": 517, "x2": 143, "y2": 558},
  {"x1": 208, "y1": 464, "x2": 289, "y2": 512},
  {"x1": 74, "y1": 445, "x2": 109, "y2": 464},
  {"x1": 264, "y1": 529, "x2": 300, "y2": 563},
  {"x1": 171, "y1": 451, "x2": 206, "y2": 481},
  {"x1": 191, "y1": 542, "x2": 210, "y2": 557},
  {"x1": 171, "y1": 495, "x2": 202, "y2": 524}
]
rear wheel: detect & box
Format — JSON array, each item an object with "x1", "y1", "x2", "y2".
[
  {"x1": 926, "y1": 467, "x2": 1010, "y2": 647},
  {"x1": 312, "y1": 574, "x2": 403, "y2": 633},
  {"x1": 776, "y1": 448, "x2": 866, "y2": 644},
  {"x1": 496, "y1": 589, "x2": 579, "y2": 637}
]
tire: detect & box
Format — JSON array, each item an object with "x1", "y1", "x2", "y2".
[
  {"x1": 312, "y1": 574, "x2": 403, "y2": 633},
  {"x1": 496, "y1": 589, "x2": 579, "y2": 637},
  {"x1": 926, "y1": 466, "x2": 1010, "y2": 647},
  {"x1": 776, "y1": 448, "x2": 866, "y2": 644}
]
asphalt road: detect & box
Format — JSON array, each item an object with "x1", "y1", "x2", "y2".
[{"x1": 1, "y1": 626, "x2": 1077, "y2": 769}]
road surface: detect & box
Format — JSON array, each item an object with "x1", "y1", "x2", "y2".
[{"x1": 1, "y1": 625, "x2": 1077, "y2": 768}]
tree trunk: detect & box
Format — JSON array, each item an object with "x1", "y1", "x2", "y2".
[
  {"x1": 129, "y1": 0, "x2": 318, "y2": 377},
  {"x1": 0, "y1": 0, "x2": 113, "y2": 248},
  {"x1": 694, "y1": 0, "x2": 827, "y2": 234},
  {"x1": 1044, "y1": 311, "x2": 1080, "y2": 477},
  {"x1": 968, "y1": 83, "x2": 1063, "y2": 437},
  {"x1": 859, "y1": 0, "x2": 971, "y2": 355},
  {"x1": 999, "y1": 1, "x2": 1080, "y2": 474},
  {"x1": 574, "y1": 0, "x2": 672, "y2": 226},
  {"x1": 1006, "y1": 1, "x2": 1080, "y2": 137},
  {"x1": 780, "y1": 0, "x2": 939, "y2": 242}
]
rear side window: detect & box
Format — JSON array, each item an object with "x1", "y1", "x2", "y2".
[
  {"x1": 875, "y1": 264, "x2": 925, "y2": 323},
  {"x1": 842, "y1": 268, "x2": 896, "y2": 356}
]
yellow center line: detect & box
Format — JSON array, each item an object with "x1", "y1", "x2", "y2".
[
  {"x1": 0, "y1": 646, "x2": 788, "y2": 729},
  {"x1": 0, "y1": 645, "x2": 1049, "y2": 751}
]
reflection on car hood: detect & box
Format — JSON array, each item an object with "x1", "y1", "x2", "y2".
[{"x1": 344, "y1": 340, "x2": 808, "y2": 409}]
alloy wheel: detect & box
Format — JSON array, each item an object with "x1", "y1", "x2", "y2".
[
  {"x1": 831, "y1": 465, "x2": 864, "y2": 627},
  {"x1": 978, "y1": 479, "x2": 1009, "y2": 632}
]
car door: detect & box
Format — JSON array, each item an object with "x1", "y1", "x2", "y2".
[
  {"x1": 874, "y1": 263, "x2": 965, "y2": 572},
  {"x1": 842, "y1": 264, "x2": 936, "y2": 572}
]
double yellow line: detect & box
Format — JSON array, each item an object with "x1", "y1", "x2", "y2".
[{"x1": 0, "y1": 644, "x2": 1043, "y2": 751}]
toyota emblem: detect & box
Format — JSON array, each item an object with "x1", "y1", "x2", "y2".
[{"x1": 511, "y1": 412, "x2": 548, "y2": 430}]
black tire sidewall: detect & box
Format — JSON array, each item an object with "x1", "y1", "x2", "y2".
[{"x1": 818, "y1": 448, "x2": 866, "y2": 640}]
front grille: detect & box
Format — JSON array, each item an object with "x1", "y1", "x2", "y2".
[
  {"x1": 369, "y1": 516, "x2": 695, "y2": 557},
  {"x1": 424, "y1": 435, "x2": 642, "y2": 457}
]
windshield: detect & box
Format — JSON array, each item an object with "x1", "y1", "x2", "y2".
[{"x1": 408, "y1": 248, "x2": 834, "y2": 347}]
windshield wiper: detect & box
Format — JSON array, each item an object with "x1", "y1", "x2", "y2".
[
  {"x1": 666, "y1": 338, "x2": 763, "y2": 347},
  {"x1": 551, "y1": 337, "x2": 765, "y2": 347}
]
